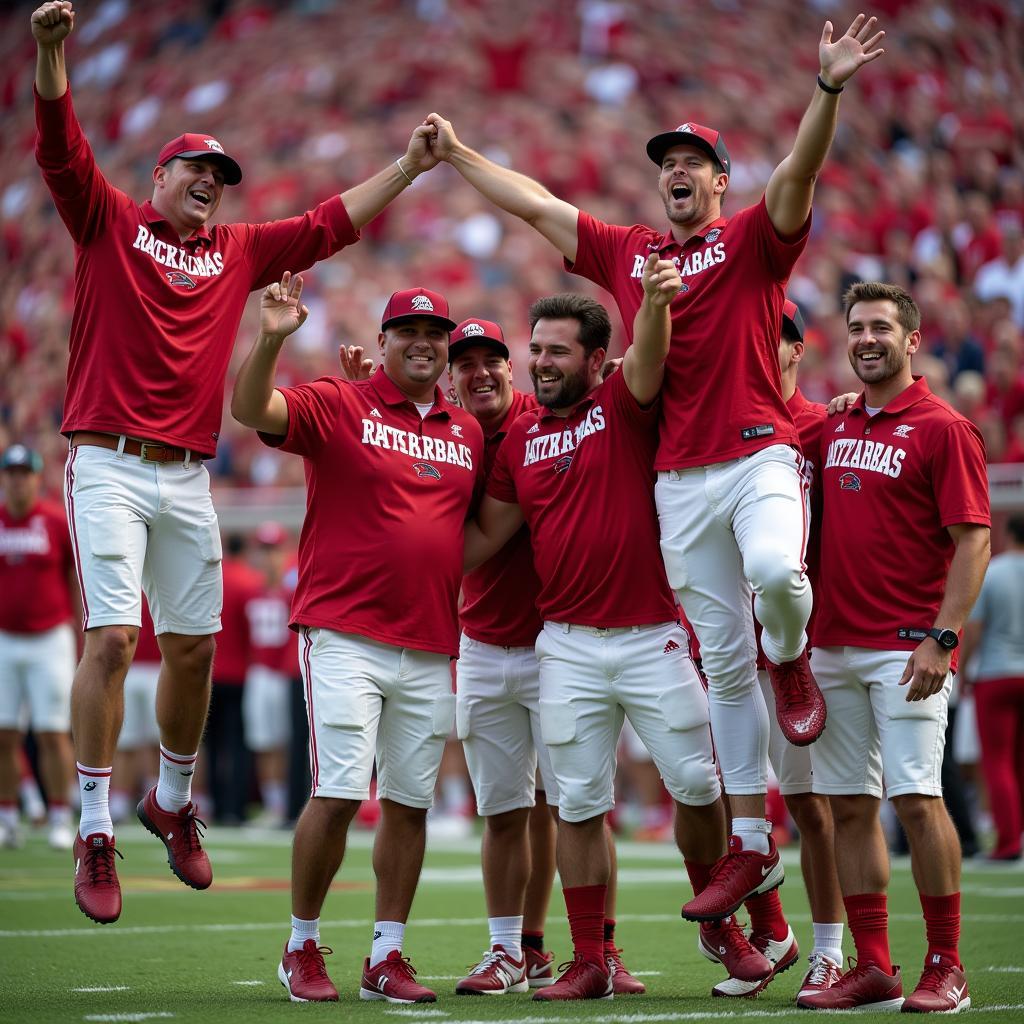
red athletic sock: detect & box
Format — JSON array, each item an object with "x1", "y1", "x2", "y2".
[
  {"x1": 920, "y1": 892, "x2": 961, "y2": 965},
  {"x1": 844, "y1": 892, "x2": 892, "y2": 973},
  {"x1": 521, "y1": 930, "x2": 545, "y2": 952},
  {"x1": 745, "y1": 888, "x2": 790, "y2": 941},
  {"x1": 684, "y1": 859, "x2": 714, "y2": 896},
  {"x1": 562, "y1": 885, "x2": 606, "y2": 963}
]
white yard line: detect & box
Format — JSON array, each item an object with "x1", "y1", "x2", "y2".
[
  {"x1": 231, "y1": 980, "x2": 266, "y2": 985},
  {"x1": 83, "y1": 1015, "x2": 175, "y2": 1023},
  {"x1": 72, "y1": 986, "x2": 130, "y2": 993}
]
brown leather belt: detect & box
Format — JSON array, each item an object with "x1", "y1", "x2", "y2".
[{"x1": 70, "y1": 431, "x2": 197, "y2": 464}]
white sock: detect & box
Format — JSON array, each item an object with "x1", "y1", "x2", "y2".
[
  {"x1": 0, "y1": 804, "x2": 17, "y2": 829},
  {"x1": 489, "y1": 916, "x2": 523, "y2": 959},
  {"x1": 77, "y1": 763, "x2": 113, "y2": 839},
  {"x1": 812, "y1": 921, "x2": 844, "y2": 964},
  {"x1": 260, "y1": 780, "x2": 287, "y2": 818},
  {"x1": 155, "y1": 745, "x2": 197, "y2": 813},
  {"x1": 19, "y1": 776, "x2": 46, "y2": 819},
  {"x1": 370, "y1": 920, "x2": 405, "y2": 965},
  {"x1": 732, "y1": 817, "x2": 771, "y2": 855},
  {"x1": 108, "y1": 789, "x2": 131, "y2": 824},
  {"x1": 48, "y1": 804, "x2": 71, "y2": 827},
  {"x1": 288, "y1": 915, "x2": 320, "y2": 952}
]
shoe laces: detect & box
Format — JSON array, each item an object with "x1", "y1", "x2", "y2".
[
  {"x1": 556, "y1": 953, "x2": 601, "y2": 980},
  {"x1": 85, "y1": 842, "x2": 123, "y2": 888},
  {"x1": 804, "y1": 950, "x2": 840, "y2": 986},
  {"x1": 468, "y1": 949, "x2": 508, "y2": 975},
  {"x1": 915, "y1": 961, "x2": 955, "y2": 993},
  {"x1": 837, "y1": 957, "x2": 882, "y2": 989},
  {"x1": 773, "y1": 658, "x2": 815, "y2": 709},
  {"x1": 605, "y1": 946, "x2": 629, "y2": 973},
  {"x1": 295, "y1": 944, "x2": 333, "y2": 982},
  {"x1": 707, "y1": 916, "x2": 756, "y2": 959},
  {"x1": 179, "y1": 805, "x2": 207, "y2": 854},
  {"x1": 707, "y1": 848, "x2": 750, "y2": 890},
  {"x1": 385, "y1": 955, "x2": 419, "y2": 981}
]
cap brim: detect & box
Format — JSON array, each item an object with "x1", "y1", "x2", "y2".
[
  {"x1": 448, "y1": 337, "x2": 510, "y2": 365},
  {"x1": 382, "y1": 313, "x2": 458, "y2": 333},
  {"x1": 646, "y1": 132, "x2": 723, "y2": 171},
  {"x1": 169, "y1": 150, "x2": 243, "y2": 186}
]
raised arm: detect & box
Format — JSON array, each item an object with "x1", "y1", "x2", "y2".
[
  {"x1": 425, "y1": 113, "x2": 580, "y2": 263},
  {"x1": 622, "y1": 254, "x2": 682, "y2": 406},
  {"x1": 765, "y1": 14, "x2": 884, "y2": 237},
  {"x1": 463, "y1": 496, "x2": 525, "y2": 573},
  {"x1": 231, "y1": 272, "x2": 309, "y2": 435},
  {"x1": 32, "y1": 1, "x2": 73, "y2": 99}
]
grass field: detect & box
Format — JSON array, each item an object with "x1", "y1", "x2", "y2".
[{"x1": 2, "y1": 824, "x2": 1023, "y2": 1023}]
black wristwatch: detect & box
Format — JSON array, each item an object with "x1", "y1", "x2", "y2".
[{"x1": 898, "y1": 627, "x2": 959, "y2": 650}]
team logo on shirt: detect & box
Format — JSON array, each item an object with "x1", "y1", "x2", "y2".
[
  {"x1": 834, "y1": 421, "x2": 845, "y2": 432},
  {"x1": 705, "y1": 229, "x2": 721, "y2": 242},
  {"x1": 413, "y1": 462, "x2": 442, "y2": 479},
  {"x1": 450, "y1": 423, "x2": 463, "y2": 437},
  {"x1": 838, "y1": 471, "x2": 861, "y2": 491},
  {"x1": 0, "y1": 516, "x2": 50, "y2": 558},
  {"x1": 527, "y1": 423, "x2": 540, "y2": 434},
  {"x1": 166, "y1": 271, "x2": 197, "y2": 289},
  {"x1": 554, "y1": 454, "x2": 573, "y2": 474},
  {"x1": 893, "y1": 424, "x2": 915, "y2": 438}
]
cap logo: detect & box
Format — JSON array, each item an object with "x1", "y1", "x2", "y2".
[
  {"x1": 411, "y1": 295, "x2": 435, "y2": 312},
  {"x1": 462, "y1": 323, "x2": 486, "y2": 337},
  {"x1": 676, "y1": 123, "x2": 693, "y2": 133},
  {"x1": 204, "y1": 139, "x2": 225, "y2": 154}
]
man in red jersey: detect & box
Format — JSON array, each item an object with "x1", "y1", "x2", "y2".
[
  {"x1": 799, "y1": 283, "x2": 990, "y2": 1014},
  {"x1": 233, "y1": 277, "x2": 484, "y2": 1004},
  {"x1": 0, "y1": 446, "x2": 77, "y2": 851},
  {"x1": 31, "y1": 1, "x2": 442, "y2": 924},
  {"x1": 425, "y1": 14, "x2": 886, "y2": 918},
  {"x1": 442, "y1": 319, "x2": 643, "y2": 997},
  {"x1": 466, "y1": 260, "x2": 768, "y2": 1002},
  {"x1": 717, "y1": 302, "x2": 846, "y2": 1002}
]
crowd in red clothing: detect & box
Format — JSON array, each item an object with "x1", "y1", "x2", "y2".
[{"x1": 1, "y1": 0, "x2": 1023, "y2": 498}]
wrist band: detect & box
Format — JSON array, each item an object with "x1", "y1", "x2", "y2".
[
  {"x1": 817, "y1": 74, "x2": 844, "y2": 95},
  {"x1": 396, "y1": 158, "x2": 414, "y2": 185}
]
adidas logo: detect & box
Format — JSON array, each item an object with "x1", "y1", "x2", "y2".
[
  {"x1": 370, "y1": 408, "x2": 382, "y2": 418},
  {"x1": 834, "y1": 421, "x2": 845, "y2": 432},
  {"x1": 527, "y1": 423, "x2": 540, "y2": 434},
  {"x1": 663, "y1": 639, "x2": 681, "y2": 654}
]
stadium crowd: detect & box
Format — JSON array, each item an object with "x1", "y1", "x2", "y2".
[{"x1": 1, "y1": 0, "x2": 1024, "y2": 499}]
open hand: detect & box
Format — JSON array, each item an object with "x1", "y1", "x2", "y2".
[
  {"x1": 819, "y1": 14, "x2": 885, "y2": 88},
  {"x1": 260, "y1": 272, "x2": 308, "y2": 341}
]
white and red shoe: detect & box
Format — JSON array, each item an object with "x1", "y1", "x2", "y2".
[
  {"x1": 698, "y1": 916, "x2": 772, "y2": 983},
  {"x1": 360, "y1": 950, "x2": 436, "y2": 1003},
  {"x1": 682, "y1": 835, "x2": 784, "y2": 921},
  {"x1": 797, "y1": 950, "x2": 844, "y2": 1003},
  {"x1": 525, "y1": 945, "x2": 555, "y2": 988},
  {"x1": 278, "y1": 940, "x2": 338, "y2": 1002},
  {"x1": 902, "y1": 956, "x2": 970, "y2": 1014},
  {"x1": 456, "y1": 945, "x2": 529, "y2": 995},
  {"x1": 73, "y1": 832, "x2": 123, "y2": 924},
  {"x1": 711, "y1": 926, "x2": 799, "y2": 997}
]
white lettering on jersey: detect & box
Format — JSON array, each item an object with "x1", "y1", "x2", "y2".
[
  {"x1": 360, "y1": 418, "x2": 473, "y2": 469},
  {"x1": 825, "y1": 438, "x2": 905, "y2": 479},
  {"x1": 0, "y1": 516, "x2": 50, "y2": 557},
  {"x1": 631, "y1": 242, "x2": 726, "y2": 280},
  {"x1": 245, "y1": 596, "x2": 290, "y2": 647},
  {"x1": 522, "y1": 406, "x2": 607, "y2": 466},
  {"x1": 132, "y1": 225, "x2": 225, "y2": 278}
]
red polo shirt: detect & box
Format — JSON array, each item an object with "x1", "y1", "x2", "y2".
[
  {"x1": 261, "y1": 367, "x2": 484, "y2": 656},
  {"x1": 0, "y1": 500, "x2": 75, "y2": 634},
  {"x1": 815, "y1": 377, "x2": 990, "y2": 665},
  {"x1": 246, "y1": 584, "x2": 294, "y2": 673},
  {"x1": 35, "y1": 87, "x2": 360, "y2": 456},
  {"x1": 488, "y1": 370, "x2": 677, "y2": 627},
  {"x1": 461, "y1": 389, "x2": 544, "y2": 648},
  {"x1": 213, "y1": 556, "x2": 262, "y2": 684},
  {"x1": 567, "y1": 198, "x2": 807, "y2": 469}
]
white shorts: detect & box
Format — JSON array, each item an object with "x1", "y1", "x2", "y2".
[
  {"x1": 455, "y1": 634, "x2": 558, "y2": 816},
  {"x1": 0, "y1": 624, "x2": 75, "y2": 731},
  {"x1": 298, "y1": 628, "x2": 454, "y2": 807},
  {"x1": 535, "y1": 621, "x2": 720, "y2": 823},
  {"x1": 118, "y1": 662, "x2": 160, "y2": 749},
  {"x1": 618, "y1": 717, "x2": 654, "y2": 763},
  {"x1": 243, "y1": 664, "x2": 291, "y2": 752},
  {"x1": 810, "y1": 646, "x2": 951, "y2": 798},
  {"x1": 756, "y1": 669, "x2": 812, "y2": 795},
  {"x1": 64, "y1": 443, "x2": 223, "y2": 635}
]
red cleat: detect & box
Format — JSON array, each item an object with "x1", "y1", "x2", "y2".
[
  {"x1": 360, "y1": 950, "x2": 436, "y2": 1003},
  {"x1": 765, "y1": 652, "x2": 826, "y2": 746},
  {"x1": 797, "y1": 950, "x2": 844, "y2": 1002},
  {"x1": 278, "y1": 940, "x2": 338, "y2": 1002},
  {"x1": 698, "y1": 916, "x2": 772, "y2": 983},
  {"x1": 797, "y1": 959, "x2": 903, "y2": 1011},
  {"x1": 712, "y1": 925, "x2": 799, "y2": 997},
  {"x1": 73, "y1": 832, "x2": 123, "y2": 924},
  {"x1": 682, "y1": 835, "x2": 784, "y2": 921},
  {"x1": 902, "y1": 956, "x2": 970, "y2": 1014},
  {"x1": 136, "y1": 788, "x2": 212, "y2": 890},
  {"x1": 456, "y1": 945, "x2": 528, "y2": 994},
  {"x1": 525, "y1": 945, "x2": 555, "y2": 988},
  {"x1": 532, "y1": 955, "x2": 613, "y2": 1001},
  {"x1": 606, "y1": 945, "x2": 646, "y2": 994}
]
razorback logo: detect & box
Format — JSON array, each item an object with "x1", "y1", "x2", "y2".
[
  {"x1": 411, "y1": 295, "x2": 434, "y2": 312},
  {"x1": 553, "y1": 454, "x2": 573, "y2": 474},
  {"x1": 838, "y1": 471, "x2": 861, "y2": 491},
  {"x1": 413, "y1": 462, "x2": 442, "y2": 479},
  {"x1": 461, "y1": 322, "x2": 485, "y2": 337},
  {"x1": 204, "y1": 138, "x2": 225, "y2": 153},
  {"x1": 166, "y1": 271, "x2": 197, "y2": 289}
]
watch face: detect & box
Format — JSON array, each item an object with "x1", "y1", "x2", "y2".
[{"x1": 938, "y1": 630, "x2": 958, "y2": 650}]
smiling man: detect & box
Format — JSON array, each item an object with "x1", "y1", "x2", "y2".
[
  {"x1": 233, "y1": 279, "x2": 483, "y2": 1004},
  {"x1": 31, "y1": 1, "x2": 442, "y2": 926}
]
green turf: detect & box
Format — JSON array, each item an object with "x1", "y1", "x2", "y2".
[{"x1": 2, "y1": 825, "x2": 1023, "y2": 1023}]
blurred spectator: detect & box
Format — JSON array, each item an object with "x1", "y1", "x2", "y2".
[{"x1": 975, "y1": 223, "x2": 1024, "y2": 326}]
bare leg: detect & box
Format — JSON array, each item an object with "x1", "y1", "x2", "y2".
[
  {"x1": 674, "y1": 797, "x2": 728, "y2": 863},
  {"x1": 524, "y1": 795, "x2": 556, "y2": 932},
  {"x1": 786, "y1": 792, "x2": 843, "y2": 921},
  {"x1": 829, "y1": 795, "x2": 888, "y2": 895},
  {"x1": 35, "y1": 731, "x2": 74, "y2": 805},
  {"x1": 70, "y1": 626, "x2": 138, "y2": 766},
  {"x1": 557, "y1": 812, "x2": 609, "y2": 888},
  {"x1": 891, "y1": 795, "x2": 961, "y2": 896},
  {"x1": 0, "y1": 730, "x2": 19, "y2": 803},
  {"x1": 373, "y1": 798, "x2": 429, "y2": 922},
  {"x1": 482, "y1": 806, "x2": 531, "y2": 916},
  {"x1": 155, "y1": 633, "x2": 215, "y2": 754},
  {"x1": 290, "y1": 796, "x2": 360, "y2": 919}
]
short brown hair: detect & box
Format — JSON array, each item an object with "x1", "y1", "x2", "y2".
[
  {"x1": 528, "y1": 294, "x2": 612, "y2": 356},
  {"x1": 843, "y1": 282, "x2": 921, "y2": 335}
]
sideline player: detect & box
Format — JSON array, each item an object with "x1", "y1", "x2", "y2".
[
  {"x1": 799, "y1": 283, "x2": 989, "y2": 1013},
  {"x1": 716, "y1": 302, "x2": 847, "y2": 1001},
  {"x1": 31, "y1": 0, "x2": 442, "y2": 924},
  {"x1": 466, "y1": 263, "x2": 769, "y2": 1001},
  {"x1": 0, "y1": 445, "x2": 77, "y2": 850},
  {"x1": 425, "y1": 14, "x2": 885, "y2": 915},
  {"x1": 232, "y1": 278, "x2": 483, "y2": 1004}
]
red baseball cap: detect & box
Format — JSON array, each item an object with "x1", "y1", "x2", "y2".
[
  {"x1": 782, "y1": 299, "x2": 805, "y2": 342},
  {"x1": 380, "y1": 288, "x2": 457, "y2": 332},
  {"x1": 448, "y1": 319, "x2": 510, "y2": 364},
  {"x1": 156, "y1": 133, "x2": 242, "y2": 186},
  {"x1": 646, "y1": 122, "x2": 731, "y2": 175}
]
